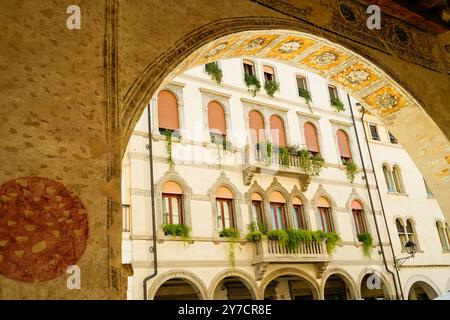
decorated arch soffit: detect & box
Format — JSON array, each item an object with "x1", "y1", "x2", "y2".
[{"x1": 170, "y1": 28, "x2": 426, "y2": 123}]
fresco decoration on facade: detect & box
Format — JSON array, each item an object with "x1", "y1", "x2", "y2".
[
  {"x1": 195, "y1": 36, "x2": 241, "y2": 65},
  {"x1": 331, "y1": 62, "x2": 380, "y2": 91},
  {"x1": 363, "y1": 85, "x2": 408, "y2": 116},
  {"x1": 232, "y1": 34, "x2": 279, "y2": 56},
  {"x1": 249, "y1": 0, "x2": 445, "y2": 73},
  {"x1": 300, "y1": 46, "x2": 351, "y2": 72},
  {"x1": 266, "y1": 35, "x2": 316, "y2": 60},
  {"x1": 0, "y1": 177, "x2": 88, "y2": 282}
]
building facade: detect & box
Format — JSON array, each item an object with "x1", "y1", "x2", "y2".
[{"x1": 121, "y1": 58, "x2": 450, "y2": 300}]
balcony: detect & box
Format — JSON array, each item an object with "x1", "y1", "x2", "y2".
[
  {"x1": 242, "y1": 144, "x2": 312, "y2": 191},
  {"x1": 251, "y1": 238, "x2": 331, "y2": 280}
]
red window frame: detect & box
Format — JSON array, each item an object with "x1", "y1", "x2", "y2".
[
  {"x1": 318, "y1": 207, "x2": 334, "y2": 232},
  {"x1": 216, "y1": 198, "x2": 235, "y2": 230},
  {"x1": 162, "y1": 193, "x2": 183, "y2": 225},
  {"x1": 270, "y1": 202, "x2": 287, "y2": 230},
  {"x1": 352, "y1": 209, "x2": 367, "y2": 234},
  {"x1": 293, "y1": 204, "x2": 306, "y2": 230},
  {"x1": 252, "y1": 200, "x2": 264, "y2": 226}
]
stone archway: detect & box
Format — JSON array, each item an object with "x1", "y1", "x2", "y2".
[
  {"x1": 321, "y1": 269, "x2": 359, "y2": 300},
  {"x1": 359, "y1": 272, "x2": 393, "y2": 300},
  {"x1": 209, "y1": 269, "x2": 260, "y2": 300},
  {"x1": 147, "y1": 270, "x2": 209, "y2": 300},
  {"x1": 1, "y1": 0, "x2": 449, "y2": 299}
]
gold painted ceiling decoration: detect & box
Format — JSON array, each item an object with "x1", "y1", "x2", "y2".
[{"x1": 183, "y1": 30, "x2": 414, "y2": 120}]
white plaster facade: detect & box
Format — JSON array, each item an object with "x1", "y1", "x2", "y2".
[{"x1": 121, "y1": 58, "x2": 450, "y2": 300}]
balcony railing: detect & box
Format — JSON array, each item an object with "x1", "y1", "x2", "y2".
[
  {"x1": 252, "y1": 238, "x2": 330, "y2": 264},
  {"x1": 242, "y1": 145, "x2": 311, "y2": 190}
]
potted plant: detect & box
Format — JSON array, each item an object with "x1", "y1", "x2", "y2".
[
  {"x1": 264, "y1": 80, "x2": 279, "y2": 97},
  {"x1": 244, "y1": 73, "x2": 261, "y2": 97},
  {"x1": 330, "y1": 97, "x2": 345, "y2": 112},
  {"x1": 205, "y1": 62, "x2": 223, "y2": 85},
  {"x1": 357, "y1": 233, "x2": 373, "y2": 257}
]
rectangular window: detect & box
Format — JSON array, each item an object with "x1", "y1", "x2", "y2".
[
  {"x1": 162, "y1": 194, "x2": 183, "y2": 225},
  {"x1": 293, "y1": 205, "x2": 306, "y2": 230},
  {"x1": 318, "y1": 207, "x2": 334, "y2": 233},
  {"x1": 369, "y1": 124, "x2": 380, "y2": 141},
  {"x1": 122, "y1": 204, "x2": 131, "y2": 232},
  {"x1": 216, "y1": 198, "x2": 234, "y2": 230},
  {"x1": 243, "y1": 60, "x2": 255, "y2": 76},
  {"x1": 328, "y1": 85, "x2": 338, "y2": 100},
  {"x1": 263, "y1": 65, "x2": 275, "y2": 82},
  {"x1": 270, "y1": 203, "x2": 286, "y2": 230},
  {"x1": 352, "y1": 209, "x2": 367, "y2": 234},
  {"x1": 388, "y1": 132, "x2": 398, "y2": 144},
  {"x1": 296, "y1": 75, "x2": 307, "y2": 92},
  {"x1": 251, "y1": 200, "x2": 264, "y2": 228}
]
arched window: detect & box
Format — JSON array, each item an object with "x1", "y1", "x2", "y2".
[
  {"x1": 292, "y1": 197, "x2": 306, "y2": 230},
  {"x1": 436, "y1": 221, "x2": 449, "y2": 251},
  {"x1": 208, "y1": 101, "x2": 227, "y2": 146},
  {"x1": 269, "y1": 191, "x2": 287, "y2": 230},
  {"x1": 406, "y1": 219, "x2": 418, "y2": 247},
  {"x1": 337, "y1": 129, "x2": 352, "y2": 163},
  {"x1": 304, "y1": 122, "x2": 320, "y2": 156},
  {"x1": 216, "y1": 186, "x2": 235, "y2": 230},
  {"x1": 248, "y1": 110, "x2": 265, "y2": 144},
  {"x1": 396, "y1": 218, "x2": 407, "y2": 248},
  {"x1": 317, "y1": 197, "x2": 334, "y2": 233},
  {"x1": 162, "y1": 181, "x2": 184, "y2": 225},
  {"x1": 351, "y1": 200, "x2": 367, "y2": 235},
  {"x1": 383, "y1": 164, "x2": 395, "y2": 192},
  {"x1": 250, "y1": 192, "x2": 264, "y2": 229},
  {"x1": 392, "y1": 166, "x2": 405, "y2": 194},
  {"x1": 158, "y1": 90, "x2": 180, "y2": 134},
  {"x1": 269, "y1": 115, "x2": 287, "y2": 147}
]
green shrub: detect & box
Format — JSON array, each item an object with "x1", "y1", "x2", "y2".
[
  {"x1": 323, "y1": 231, "x2": 341, "y2": 255},
  {"x1": 298, "y1": 88, "x2": 313, "y2": 109},
  {"x1": 344, "y1": 160, "x2": 358, "y2": 183},
  {"x1": 311, "y1": 154, "x2": 326, "y2": 176},
  {"x1": 330, "y1": 97, "x2": 345, "y2": 112},
  {"x1": 219, "y1": 228, "x2": 239, "y2": 238},
  {"x1": 205, "y1": 62, "x2": 223, "y2": 85},
  {"x1": 246, "y1": 230, "x2": 263, "y2": 242},
  {"x1": 244, "y1": 74, "x2": 261, "y2": 97},
  {"x1": 264, "y1": 80, "x2": 279, "y2": 97},
  {"x1": 267, "y1": 229, "x2": 288, "y2": 242},
  {"x1": 357, "y1": 232, "x2": 373, "y2": 257},
  {"x1": 279, "y1": 146, "x2": 290, "y2": 167},
  {"x1": 162, "y1": 223, "x2": 190, "y2": 240}
]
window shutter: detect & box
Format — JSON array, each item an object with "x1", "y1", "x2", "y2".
[
  {"x1": 158, "y1": 90, "x2": 180, "y2": 130},
  {"x1": 304, "y1": 122, "x2": 320, "y2": 153},
  {"x1": 337, "y1": 130, "x2": 351, "y2": 159},
  {"x1": 249, "y1": 110, "x2": 265, "y2": 143},
  {"x1": 208, "y1": 101, "x2": 226, "y2": 135},
  {"x1": 269, "y1": 115, "x2": 287, "y2": 146}
]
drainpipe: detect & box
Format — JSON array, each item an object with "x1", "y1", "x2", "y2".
[
  {"x1": 143, "y1": 104, "x2": 158, "y2": 300},
  {"x1": 347, "y1": 95, "x2": 401, "y2": 300}
]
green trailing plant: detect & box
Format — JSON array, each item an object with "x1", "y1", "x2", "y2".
[
  {"x1": 357, "y1": 233, "x2": 373, "y2": 257},
  {"x1": 287, "y1": 144, "x2": 300, "y2": 155},
  {"x1": 205, "y1": 62, "x2": 223, "y2": 85},
  {"x1": 162, "y1": 223, "x2": 191, "y2": 244},
  {"x1": 322, "y1": 231, "x2": 341, "y2": 255},
  {"x1": 298, "y1": 88, "x2": 313, "y2": 111},
  {"x1": 162, "y1": 129, "x2": 175, "y2": 166},
  {"x1": 267, "y1": 229, "x2": 288, "y2": 242},
  {"x1": 264, "y1": 80, "x2": 279, "y2": 97},
  {"x1": 246, "y1": 230, "x2": 263, "y2": 242},
  {"x1": 279, "y1": 146, "x2": 290, "y2": 167},
  {"x1": 330, "y1": 97, "x2": 345, "y2": 112},
  {"x1": 344, "y1": 160, "x2": 358, "y2": 183},
  {"x1": 219, "y1": 228, "x2": 240, "y2": 267},
  {"x1": 298, "y1": 148, "x2": 312, "y2": 173},
  {"x1": 248, "y1": 221, "x2": 268, "y2": 235},
  {"x1": 311, "y1": 154, "x2": 326, "y2": 176},
  {"x1": 244, "y1": 73, "x2": 261, "y2": 97}
]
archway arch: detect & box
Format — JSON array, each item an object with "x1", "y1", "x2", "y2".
[
  {"x1": 321, "y1": 269, "x2": 358, "y2": 300},
  {"x1": 209, "y1": 269, "x2": 260, "y2": 300},
  {"x1": 358, "y1": 271, "x2": 393, "y2": 300},
  {"x1": 148, "y1": 270, "x2": 209, "y2": 300},
  {"x1": 260, "y1": 268, "x2": 320, "y2": 300},
  {"x1": 404, "y1": 275, "x2": 441, "y2": 300}
]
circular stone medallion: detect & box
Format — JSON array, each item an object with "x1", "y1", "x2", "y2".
[
  {"x1": 0, "y1": 176, "x2": 88, "y2": 282},
  {"x1": 313, "y1": 51, "x2": 337, "y2": 66}
]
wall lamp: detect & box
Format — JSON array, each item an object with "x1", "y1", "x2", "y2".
[{"x1": 395, "y1": 241, "x2": 417, "y2": 269}]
